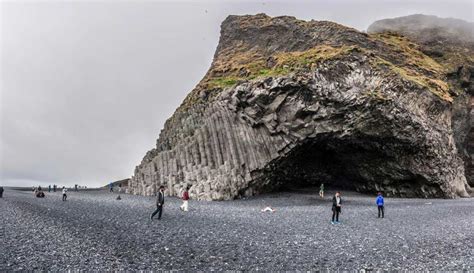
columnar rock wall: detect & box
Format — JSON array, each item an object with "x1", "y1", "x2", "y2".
[{"x1": 129, "y1": 101, "x2": 286, "y2": 200}]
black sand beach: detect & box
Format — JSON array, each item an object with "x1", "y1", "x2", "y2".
[{"x1": 0, "y1": 189, "x2": 472, "y2": 271}]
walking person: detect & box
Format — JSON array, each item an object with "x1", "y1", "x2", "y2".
[
  {"x1": 0, "y1": 186, "x2": 4, "y2": 198},
  {"x1": 62, "y1": 187, "x2": 68, "y2": 201},
  {"x1": 331, "y1": 191, "x2": 342, "y2": 224},
  {"x1": 376, "y1": 192, "x2": 384, "y2": 218},
  {"x1": 180, "y1": 186, "x2": 190, "y2": 212},
  {"x1": 150, "y1": 186, "x2": 165, "y2": 220},
  {"x1": 319, "y1": 183, "x2": 325, "y2": 198}
]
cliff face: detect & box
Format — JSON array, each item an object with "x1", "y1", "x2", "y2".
[
  {"x1": 129, "y1": 14, "x2": 473, "y2": 200},
  {"x1": 368, "y1": 14, "x2": 474, "y2": 188}
]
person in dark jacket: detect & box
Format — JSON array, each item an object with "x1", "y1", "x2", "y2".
[
  {"x1": 376, "y1": 192, "x2": 384, "y2": 218},
  {"x1": 0, "y1": 186, "x2": 4, "y2": 198},
  {"x1": 150, "y1": 186, "x2": 165, "y2": 220},
  {"x1": 331, "y1": 192, "x2": 342, "y2": 224}
]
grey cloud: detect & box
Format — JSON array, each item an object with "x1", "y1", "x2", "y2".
[{"x1": 1, "y1": 0, "x2": 472, "y2": 187}]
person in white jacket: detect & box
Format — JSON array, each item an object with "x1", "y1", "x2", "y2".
[
  {"x1": 180, "y1": 186, "x2": 190, "y2": 212},
  {"x1": 62, "y1": 187, "x2": 68, "y2": 201}
]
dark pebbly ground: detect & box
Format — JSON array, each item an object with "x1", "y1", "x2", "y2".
[{"x1": 0, "y1": 188, "x2": 473, "y2": 271}]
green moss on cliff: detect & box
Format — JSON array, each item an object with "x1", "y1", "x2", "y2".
[
  {"x1": 180, "y1": 31, "x2": 459, "y2": 112},
  {"x1": 204, "y1": 45, "x2": 356, "y2": 89},
  {"x1": 373, "y1": 57, "x2": 451, "y2": 101},
  {"x1": 371, "y1": 33, "x2": 452, "y2": 102},
  {"x1": 275, "y1": 45, "x2": 357, "y2": 69},
  {"x1": 207, "y1": 77, "x2": 239, "y2": 89},
  {"x1": 372, "y1": 33, "x2": 445, "y2": 74}
]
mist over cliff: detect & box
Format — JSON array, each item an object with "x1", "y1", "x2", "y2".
[{"x1": 368, "y1": 14, "x2": 474, "y2": 45}]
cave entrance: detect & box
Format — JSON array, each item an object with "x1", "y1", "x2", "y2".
[{"x1": 257, "y1": 133, "x2": 429, "y2": 196}]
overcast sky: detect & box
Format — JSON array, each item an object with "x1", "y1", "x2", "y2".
[{"x1": 1, "y1": 0, "x2": 473, "y2": 188}]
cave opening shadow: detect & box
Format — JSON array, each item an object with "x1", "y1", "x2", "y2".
[{"x1": 257, "y1": 133, "x2": 431, "y2": 197}]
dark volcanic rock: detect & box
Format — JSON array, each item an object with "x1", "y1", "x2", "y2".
[{"x1": 129, "y1": 14, "x2": 473, "y2": 200}]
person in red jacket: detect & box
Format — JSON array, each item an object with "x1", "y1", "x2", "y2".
[{"x1": 180, "y1": 186, "x2": 190, "y2": 212}]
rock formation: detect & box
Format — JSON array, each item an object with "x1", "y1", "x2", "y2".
[
  {"x1": 129, "y1": 14, "x2": 473, "y2": 200},
  {"x1": 368, "y1": 14, "x2": 474, "y2": 188}
]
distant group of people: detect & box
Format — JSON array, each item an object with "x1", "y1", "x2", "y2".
[
  {"x1": 31, "y1": 185, "x2": 69, "y2": 200},
  {"x1": 47, "y1": 184, "x2": 58, "y2": 193},
  {"x1": 316, "y1": 183, "x2": 385, "y2": 224},
  {"x1": 147, "y1": 183, "x2": 385, "y2": 224},
  {"x1": 44, "y1": 184, "x2": 83, "y2": 194},
  {"x1": 24, "y1": 180, "x2": 387, "y2": 225},
  {"x1": 2, "y1": 179, "x2": 387, "y2": 227}
]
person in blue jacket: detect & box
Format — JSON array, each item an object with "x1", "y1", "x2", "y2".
[{"x1": 376, "y1": 192, "x2": 384, "y2": 218}]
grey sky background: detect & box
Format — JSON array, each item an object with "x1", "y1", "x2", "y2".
[{"x1": 1, "y1": 0, "x2": 473, "y2": 188}]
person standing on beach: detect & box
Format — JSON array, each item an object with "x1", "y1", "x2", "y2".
[
  {"x1": 319, "y1": 183, "x2": 325, "y2": 198},
  {"x1": 48, "y1": 185, "x2": 51, "y2": 193},
  {"x1": 331, "y1": 192, "x2": 342, "y2": 224},
  {"x1": 150, "y1": 186, "x2": 165, "y2": 220},
  {"x1": 53, "y1": 184, "x2": 57, "y2": 192},
  {"x1": 62, "y1": 187, "x2": 68, "y2": 201},
  {"x1": 180, "y1": 186, "x2": 190, "y2": 212},
  {"x1": 0, "y1": 186, "x2": 4, "y2": 198},
  {"x1": 376, "y1": 192, "x2": 385, "y2": 218}
]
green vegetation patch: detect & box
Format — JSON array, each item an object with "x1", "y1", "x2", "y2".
[
  {"x1": 204, "y1": 45, "x2": 357, "y2": 89},
  {"x1": 371, "y1": 33, "x2": 452, "y2": 102}
]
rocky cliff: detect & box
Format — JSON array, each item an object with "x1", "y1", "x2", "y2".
[
  {"x1": 368, "y1": 14, "x2": 474, "y2": 188},
  {"x1": 129, "y1": 14, "x2": 473, "y2": 200}
]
